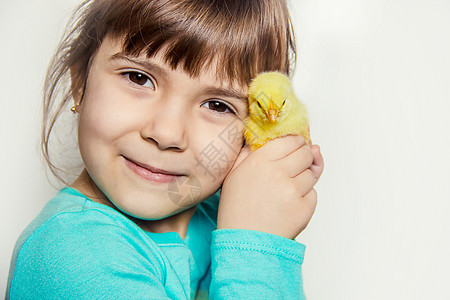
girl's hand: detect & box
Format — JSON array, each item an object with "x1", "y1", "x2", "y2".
[{"x1": 218, "y1": 135, "x2": 324, "y2": 239}]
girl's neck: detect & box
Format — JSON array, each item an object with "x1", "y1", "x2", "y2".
[{"x1": 70, "y1": 169, "x2": 196, "y2": 239}]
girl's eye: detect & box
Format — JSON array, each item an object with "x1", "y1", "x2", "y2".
[
  {"x1": 123, "y1": 71, "x2": 155, "y2": 89},
  {"x1": 202, "y1": 100, "x2": 235, "y2": 114}
]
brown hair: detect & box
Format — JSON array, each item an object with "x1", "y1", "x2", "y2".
[{"x1": 42, "y1": 0, "x2": 297, "y2": 184}]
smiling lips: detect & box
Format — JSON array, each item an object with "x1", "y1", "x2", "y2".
[{"x1": 123, "y1": 156, "x2": 183, "y2": 183}]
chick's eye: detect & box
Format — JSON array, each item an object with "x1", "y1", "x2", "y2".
[
  {"x1": 202, "y1": 100, "x2": 234, "y2": 114},
  {"x1": 123, "y1": 71, "x2": 155, "y2": 89},
  {"x1": 257, "y1": 101, "x2": 262, "y2": 108}
]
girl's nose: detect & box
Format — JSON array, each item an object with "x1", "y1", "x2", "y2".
[{"x1": 140, "y1": 100, "x2": 188, "y2": 151}]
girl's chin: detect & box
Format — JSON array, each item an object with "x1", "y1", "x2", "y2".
[{"x1": 111, "y1": 192, "x2": 195, "y2": 219}]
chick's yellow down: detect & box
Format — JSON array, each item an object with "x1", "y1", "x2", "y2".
[{"x1": 244, "y1": 72, "x2": 311, "y2": 151}]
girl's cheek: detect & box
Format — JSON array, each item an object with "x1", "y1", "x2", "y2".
[
  {"x1": 78, "y1": 81, "x2": 134, "y2": 142},
  {"x1": 193, "y1": 120, "x2": 244, "y2": 183}
]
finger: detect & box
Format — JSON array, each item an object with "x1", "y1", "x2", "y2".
[
  {"x1": 279, "y1": 144, "x2": 314, "y2": 178},
  {"x1": 293, "y1": 169, "x2": 317, "y2": 197},
  {"x1": 309, "y1": 144, "x2": 324, "y2": 180},
  {"x1": 256, "y1": 134, "x2": 306, "y2": 161}
]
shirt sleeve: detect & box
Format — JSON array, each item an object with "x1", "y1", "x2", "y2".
[
  {"x1": 209, "y1": 229, "x2": 306, "y2": 299},
  {"x1": 9, "y1": 210, "x2": 172, "y2": 299}
]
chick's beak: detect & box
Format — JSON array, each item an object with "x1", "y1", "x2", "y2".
[
  {"x1": 266, "y1": 99, "x2": 279, "y2": 123},
  {"x1": 266, "y1": 102, "x2": 278, "y2": 122}
]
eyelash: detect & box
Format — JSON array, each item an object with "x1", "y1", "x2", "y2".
[
  {"x1": 121, "y1": 70, "x2": 155, "y2": 89},
  {"x1": 201, "y1": 100, "x2": 236, "y2": 115}
]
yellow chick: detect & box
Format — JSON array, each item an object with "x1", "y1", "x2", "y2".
[{"x1": 244, "y1": 71, "x2": 311, "y2": 151}]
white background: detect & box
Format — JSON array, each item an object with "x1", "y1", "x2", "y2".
[{"x1": 1, "y1": 0, "x2": 449, "y2": 299}]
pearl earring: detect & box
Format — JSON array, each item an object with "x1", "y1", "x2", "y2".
[{"x1": 70, "y1": 104, "x2": 79, "y2": 113}]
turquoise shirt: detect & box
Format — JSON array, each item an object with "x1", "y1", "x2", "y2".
[{"x1": 7, "y1": 187, "x2": 306, "y2": 299}]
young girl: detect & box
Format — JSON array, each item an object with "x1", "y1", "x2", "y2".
[{"x1": 7, "y1": 0, "x2": 324, "y2": 298}]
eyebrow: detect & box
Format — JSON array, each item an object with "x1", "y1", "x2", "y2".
[
  {"x1": 109, "y1": 52, "x2": 248, "y2": 103},
  {"x1": 109, "y1": 52, "x2": 168, "y2": 79},
  {"x1": 203, "y1": 86, "x2": 248, "y2": 103}
]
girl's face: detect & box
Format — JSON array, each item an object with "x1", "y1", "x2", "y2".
[{"x1": 73, "y1": 35, "x2": 248, "y2": 221}]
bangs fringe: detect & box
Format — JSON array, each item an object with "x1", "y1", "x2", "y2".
[{"x1": 104, "y1": 0, "x2": 295, "y2": 86}]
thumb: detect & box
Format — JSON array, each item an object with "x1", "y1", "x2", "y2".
[{"x1": 309, "y1": 144, "x2": 324, "y2": 180}]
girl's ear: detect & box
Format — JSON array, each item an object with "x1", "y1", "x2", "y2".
[{"x1": 70, "y1": 64, "x2": 84, "y2": 104}]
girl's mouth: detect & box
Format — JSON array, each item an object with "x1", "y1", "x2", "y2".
[{"x1": 123, "y1": 156, "x2": 183, "y2": 183}]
